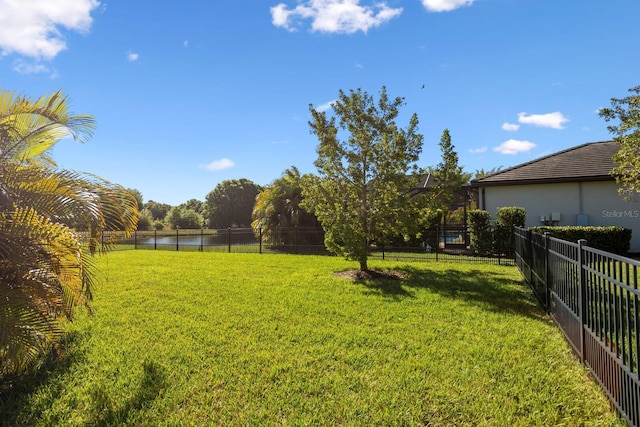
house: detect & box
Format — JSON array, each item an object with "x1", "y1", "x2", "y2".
[{"x1": 470, "y1": 140, "x2": 640, "y2": 253}]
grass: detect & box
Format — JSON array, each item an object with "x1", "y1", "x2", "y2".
[{"x1": 0, "y1": 251, "x2": 623, "y2": 426}]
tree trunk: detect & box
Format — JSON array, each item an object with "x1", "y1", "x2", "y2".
[{"x1": 359, "y1": 235, "x2": 368, "y2": 271}]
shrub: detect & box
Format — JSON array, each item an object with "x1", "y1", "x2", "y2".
[
  {"x1": 530, "y1": 226, "x2": 632, "y2": 255},
  {"x1": 468, "y1": 209, "x2": 492, "y2": 255},
  {"x1": 495, "y1": 207, "x2": 526, "y2": 256}
]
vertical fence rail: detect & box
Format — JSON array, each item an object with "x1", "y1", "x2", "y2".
[
  {"x1": 106, "y1": 226, "x2": 515, "y2": 264},
  {"x1": 515, "y1": 227, "x2": 640, "y2": 426}
]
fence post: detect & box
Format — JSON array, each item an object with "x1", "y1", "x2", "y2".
[
  {"x1": 176, "y1": 229, "x2": 179, "y2": 251},
  {"x1": 200, "y1": 228, "x2": 204, "y2": 252},
  {"x1": 577, "y1": 239, "x2": 588, "y2": 364},
  {"x1": 436, "y1": 224, "x2": 439, "y2": 262},
  {"x1": 259, "y1": 227, "x2": 262, "y2": 254},
  {"x1": 544, "y1": 233, "x2": 550, "y2": 311},
  {"x1": 134, "y1": 230, "x2": 137, "y2": 250},
  {"x1": 228, "y1": 227, "x2": 231, "y2": 253},
  {"x1": 295, "y1": 225, "x2": 299, "y2": 254},
  {"x1": 154, "y1": 229, "x2": 157, "y2": 250},
  {"x1": 527, "y1": 229, "x2": 534, "y2": 286}
]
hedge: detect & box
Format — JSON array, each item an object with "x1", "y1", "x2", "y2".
[{"x1": 529, "y1": 226, "x2": 632, "y2": 255}]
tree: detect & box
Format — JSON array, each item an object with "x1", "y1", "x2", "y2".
[
  {"x1": 600, "y1": 85, "x2": 640, "y2": 200},
  {"x1": 428, "y1": 129, "x2": 471, "y2": 213},
  {"x1": 252, "y1": 166, "x2": 319, "y2": 243},
  {"x1": 301, "y1": 86, "x2": 424, "y2": 271},
  {"x1": 136, "y1": 208, "x2": 155, "y2": 231},
  {"x1": 473, "y1": 166, "x2": 503, "y2": 180},
  {"x1": 0, "y1": 89, "x2": 138, "y2": 375},
  {"x1": 180, "y1": 198, "x2": 204, "y2": 215},
  {"x1": 144, "y1": 200, "x2": 172, "y2": 221},
  {"x1": 204, "y1": 179, "x2": 262, "y2": 228},
  {"x1": 164, "y1": 206, "x2": 203, "y2": 229}
]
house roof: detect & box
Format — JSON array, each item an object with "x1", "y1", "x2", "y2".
[
  {"x1": 410, "y1": 173, "x2": 470, "y2": 207},
  {"x1": 470, "y1": 140, "x2": 620, "y2": 187}
]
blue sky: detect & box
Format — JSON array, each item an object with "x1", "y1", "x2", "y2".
[{"x1": 1, "y1": 0, "x2": 638, "y2": 206}]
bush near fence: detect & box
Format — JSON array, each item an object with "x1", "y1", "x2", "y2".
[
  {"x1": 468, "y1": 209, "x2": 493, "y2": 256},
  {"x1": 530, "y1": 225, "x2": 632, "y2": 255}
]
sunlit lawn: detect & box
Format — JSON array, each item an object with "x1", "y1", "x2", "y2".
[{"x1": 0, "y1": 251, "x2": 622, "y2": 426}]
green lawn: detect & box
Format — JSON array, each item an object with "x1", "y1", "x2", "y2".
[{"x1": 1, "y1": 251, "x2": 622, "y2": 426}]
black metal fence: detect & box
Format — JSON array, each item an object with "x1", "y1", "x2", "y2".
[
  {"x1": 515, "y1": 227, "x2": 640, "y2": 426},
  {"x1": 103, "y1": 225, "x2": 515, "y2": 265},
  {"x1": 103, "y1": 227, "x2": 328, "y2": 255}
]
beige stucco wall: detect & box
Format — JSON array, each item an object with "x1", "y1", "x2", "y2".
[{"x1": 479, "y1": 180, "x2": 640, "y2": 253}]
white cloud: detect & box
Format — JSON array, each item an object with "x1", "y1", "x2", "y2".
[
  {"x1": 493, "y1": 139, "x2": 536, "y2": 155},
  {"x1": 421, "y1": 0, "x2": 474, "y2": 12},
  {"x1": 199, "y1": 158, "x2": 235, "y2": 171},
  {"x1": 469, "y1": 146, "x2": 487, "y2": 154},
  {"x1": 314, "y1": 99, "x2": 337, "y2": 112},
  {"x1": 0, "y1": 0, "x2": 100, "y2": 60},
  {"x1": 517, "y1": 112, "x2": 569, "y2": 130},
  {"x1": 501, "y1": 122, "x2": 520, "y2": 132},
  {"x1": 13, "y1": 60, "x2": 49, "y2": 75},
  {"x1": 271, "y1": 0, "x2": 403, "y2": 34},
  {"x1": 126, "y1": 51, "x2": 139, "y2": 62}
]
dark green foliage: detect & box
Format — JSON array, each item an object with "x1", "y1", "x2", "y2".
[
  {"x1": 180, "y1": 199, "x2": 204, "y2": 215},
  {"x1": 420, "y1": 209, "x2": 443, "y2": 250},
  {"x1": 496, "y1": 207, "x2": 526, "y2": 228},
  {"x1": 599, "y1": 85, "x2": 640, "y2": 200},
  {"x1": 204, "y1": 179, "x2": 263, "y2": 228},
  {"x1": 428, "y1": 130, "x2": 472, "y2": 212},
  {"x1": 252, "y1": 166, "x2": 319, "y2": 244},
  {"x1": 136, "y1": 208, "x2": 155, "y2": 231},
  {"x1": 530, "y1": 226, "x2": 632, "y2": 255},
  {"x1": 495, "y1": 207, "x2": 526, "y2": 256},
  {"x1": 164, "y1": 206, "x2": 203, "y2": 229},
  {"x1": 468, "y1": 209, "x2": 493, "y2": 255},
  {"x1": 144, "y1": 200, "x2": 172, "y2": 221}
]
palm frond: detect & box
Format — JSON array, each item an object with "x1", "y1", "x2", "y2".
[
  {"x1": 0, "y1": 90, "x2": 95, "y2": 164},
  {"x1": 0, "y1": 88, "x2": 136, "y2": 375}
]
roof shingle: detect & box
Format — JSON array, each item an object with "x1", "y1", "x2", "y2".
[{"x1": 471, "y1": 140, "x2": 620, "y2": 186}]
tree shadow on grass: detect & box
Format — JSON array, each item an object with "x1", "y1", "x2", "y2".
[
  {"x1": 349, "y1": 266, "x2": 547, "y2": 322},
  {"x1": 405, "y1": 266, "x2": 548, "y2": 321},
  {"x1": 0, "y1": 331, "x2": 87, "y2": 427},
  {"x1": 85, "y1": 359, "x2": 168, "y2": 426},
  {"x1": 336, "y1": 269, "x2": 416, "y2": 300},
  {"x1": 0, "y1": 335, "x2": 168, "y2": 427}
]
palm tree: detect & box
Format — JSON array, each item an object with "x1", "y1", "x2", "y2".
[
  {"x1": 0, "y1": 89, "x2": 138, "y2": 375},
  {"x1": 252, "y1": 166, "x2": 319, "y2": 244}
]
